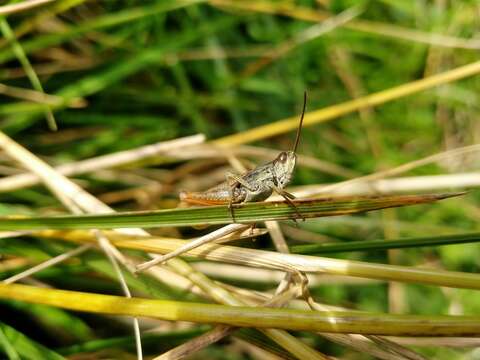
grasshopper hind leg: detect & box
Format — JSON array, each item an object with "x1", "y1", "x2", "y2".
[
  {"x1": 225, "y1": 172, "x2": 251, "y2": 224},
  {"x1": 228, "y1": 199, "x2": 246, "y2": 223},
  {"x1": 227, "y1": 184, "x2": 241, "y2": 224},
  {"x1": 228, "y1": 199, "x2": 236, "y2": 223}
]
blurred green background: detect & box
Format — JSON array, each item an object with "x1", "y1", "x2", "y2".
[{"x1": 1, "y1": 0, "x2": 480, "y2": 359}]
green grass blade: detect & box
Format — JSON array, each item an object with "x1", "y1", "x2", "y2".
[
  {"x1": 0, "y1": 322, "x2": 65, "y2": 360},
  {"x1": 0, "y1": 325, "x2": 19, "y2": 360},
  {"x1": 291, "y1": 232, "x2": 480, "y2": 254},
  {"x1": 0, "y1": 193, "x2": 460, "y2": 230},
  {"x1": 6, "y1": 301, "x2": 93, "y2": 342}
]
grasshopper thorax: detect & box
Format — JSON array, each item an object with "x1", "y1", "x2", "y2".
[{"x1": 272, "y1": 151, "x2": 297, "y2": 188}]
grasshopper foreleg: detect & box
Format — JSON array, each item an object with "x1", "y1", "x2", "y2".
[{"x1": 273, "y1": 186, "x2": 305, "y2": 222}]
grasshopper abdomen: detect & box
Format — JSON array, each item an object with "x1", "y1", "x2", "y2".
[{"x1": 180, "y1": 182, "x2": 247, "y2": 206}]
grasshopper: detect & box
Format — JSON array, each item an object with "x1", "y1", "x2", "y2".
[
  {"x1": 135, "y1": 94, "x2": 307, "y2": 273},
  {"x1": 180, "y1": 92, "x2": 307, "y2": 221}
]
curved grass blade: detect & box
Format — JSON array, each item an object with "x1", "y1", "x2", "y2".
[
  {"x1": 105, "y1": 236, "x2": 480, "y2": 290},
  {"x1": 34, "y1": 226, "x2": 480, "y2": 291},
  {"x1": 0, "y1": 193, "x2": 462, "y2": 231},
  {"x1": 1, "y1": 283, "x2": 480, "y2": 336}
]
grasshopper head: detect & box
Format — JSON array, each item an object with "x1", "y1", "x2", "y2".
[
  {"x1": 273, "y1": 151, "x2": 297, "y2": 188},
  {"x1": 271, "y1": 91, "x2": 306, "y2": 189}
]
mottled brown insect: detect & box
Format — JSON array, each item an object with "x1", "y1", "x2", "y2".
[{"x1": 180, "y1": 92, "x2": 307, "y2": 220}]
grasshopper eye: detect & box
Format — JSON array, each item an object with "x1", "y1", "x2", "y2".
[{"x1": 278, "y1": 152, "x2": 288, "y2": 163}]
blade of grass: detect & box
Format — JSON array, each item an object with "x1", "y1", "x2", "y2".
[
  {"x1": 0, "y1": 326, "x2": 19, "y2": 360},
  {"x1": 291, "y1": 232, "x2": 480, "y2": 255},
  {"x1": 2, "y1": 283, "x2": 480, "y2": 336},
  {"x1": 0, "y1": 193, "x2": 461, "y2": 230}
]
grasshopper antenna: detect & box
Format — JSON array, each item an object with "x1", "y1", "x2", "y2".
[{"x1": 293, "y1": 91, "x2": 307, "y2": 153}]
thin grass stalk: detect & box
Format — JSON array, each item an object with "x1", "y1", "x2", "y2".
[
  {"x1": 210, "y1": 0, "x2": 480, "y2": 49},
  {"x1": 0, "y1": 0, "x2": 55, "y2": 16},
  {"x1": 136, "y1": 223, "x2": 248, "y2": 272},
  {"x1": 101, "y1": 237, "x2": 480, "y2": 290},
  {"x1": 0, "y1": 134, "x2": 205, "y2": 192},
  {"x1": 296, "y1": 145, "x2": 480, "y2": 197},
  {"x1": 2, "y1": 244, "x2": 92, "y2": 284},
  {"x1": 286, "y1": 173, "x2": 480, "y2": 199},
  {"x1": 95, "y1": 231, "x2": 142, "y2": 360},
  {"x1": 214, "y1": 61, "x2": 480, "y2": 146}
]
